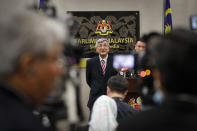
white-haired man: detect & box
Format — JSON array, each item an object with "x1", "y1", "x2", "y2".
[
  {"x1": 0, "y1": 10, "x2": 67, "y2": 131},
  {"x1": 86, "y1": 38, "x2": 117, "y2": 112}
]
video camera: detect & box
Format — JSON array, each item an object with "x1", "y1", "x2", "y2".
[
  {"x1": 112, "y1": 51, "x2": 150, "y2": 78},
  {"x1": 113, "y1": 32, "x2": 162, "y2": 107},
  {"x1": 29, "y1": 0, "x2": 83, "y2": 65},
  {"x1": 133, "y1": 32, "x2": 162, "y2": 107},
  {"x1": 29, "y1": 0, "x2": 84, "y2": 130}
]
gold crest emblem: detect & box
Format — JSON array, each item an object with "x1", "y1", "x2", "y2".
[{"x1": 95, "y1": 20, "x2": 113, "y2": 35}]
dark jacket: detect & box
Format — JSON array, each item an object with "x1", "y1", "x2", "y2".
[
  {"x1": 112, "y1": 97, "x2": 136, "y2": 123},
  {"x1": 86, "y1": 55, "x2": 117, "y2": 110},
  {"x1": 0, "y1": 83, "x2": 49, "y2": 131},
  {"x1": 116, "y1": 96, "x2": 197, "y2": 131}
]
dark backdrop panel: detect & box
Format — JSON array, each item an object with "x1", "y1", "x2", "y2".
[{"x1": 68, "y1": 11, "x2": 140, "y2": 58}]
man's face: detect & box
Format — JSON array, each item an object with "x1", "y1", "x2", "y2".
[
  {"x1": 135, "y1": 41, "x2": 146, "y2": 52},
  {"x1": 96, "y1": 41, "x2": 109, "y2": 58},
  {"x1": 24, "y1": 44, "x2": 64, "y2": 105}
]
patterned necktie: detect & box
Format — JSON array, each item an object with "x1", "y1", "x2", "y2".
[{"x1": 101, "y1": 60, "x2": 106, "y2": 75}]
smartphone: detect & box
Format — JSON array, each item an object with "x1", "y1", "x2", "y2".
[{"x1": 113, "y1": 54, "x2": 134, "y2": 69}]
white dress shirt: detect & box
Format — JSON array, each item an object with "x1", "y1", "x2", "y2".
[{"x1": 99, "y1": 55, "x2": 108, "y2": 68}]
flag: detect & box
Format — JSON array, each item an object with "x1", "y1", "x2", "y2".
[
  {"x1": 38, "y1": 0, "x2": 44, "y2": 13},
  {"x1": 164, "y1": 0, "x2": 173, "y2": 35},
  {"x1": 39, "y1": 0, "x2": 44, "y2": 9}
]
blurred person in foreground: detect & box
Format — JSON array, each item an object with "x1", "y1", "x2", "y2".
[
  {"x1": 136, "y1": 32, "x2": 162, "y2": 111},
  {"x1": 116, "y1": 29, "x2": 197, "y2": 131},
  {"x1": 0, "y1": 10, "x2": 67, "y2": 131}
]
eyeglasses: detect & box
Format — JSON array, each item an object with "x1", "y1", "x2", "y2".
[{"x1": 97, "y1": 44, "x2": 109, "y2": 48}]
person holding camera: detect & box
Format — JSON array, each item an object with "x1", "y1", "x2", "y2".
[
  {"x1": 86, "y1": 38, "x2": 118, "y2": 112},
  {"x1": 0, "y1": 10, "x2": 67, "y2": 131},
  {"x1": 116, "y1": 29, "x2": 197, "y2": 131},
  {"x1": 127, "y1": 38, "x2": 147, "y2": 78}
]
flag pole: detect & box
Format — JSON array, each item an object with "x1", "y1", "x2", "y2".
[{"x1": 162, "y1": 0, "x2": 165, "y2": 35}]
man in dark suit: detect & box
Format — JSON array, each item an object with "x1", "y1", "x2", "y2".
[
  {"x1": 116, "y1": 29, "x2": 197, "y2": 131},
  {"x1": 86, "y1": 38, "x2": 117, "y2": 111}
]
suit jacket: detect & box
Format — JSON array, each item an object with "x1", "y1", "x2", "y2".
[
  {"x1": 116, "y1": 96, "x2": 197, "y2": 131},
  {"x1": 0, "y1": 83, "x2": 49, "y2": 131},
  {"x1": 86, "y1": 55, "x2": 117, "y2": 110}
]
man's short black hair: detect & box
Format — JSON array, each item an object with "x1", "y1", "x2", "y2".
[{"x1": 107, "y1": 75, "x2": 128, "y2": 94}]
